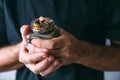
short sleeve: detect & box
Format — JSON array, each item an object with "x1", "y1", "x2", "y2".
[
  {"x1": 0, "y1": 0, "x2": 9, "y2": 46},
  {"x1": 105, "y1": 0, "x2": 120, "y2": 41}
]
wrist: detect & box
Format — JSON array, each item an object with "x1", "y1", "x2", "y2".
[{"x1": 74, "y1": 41, "x2": 90, "y2": 64}]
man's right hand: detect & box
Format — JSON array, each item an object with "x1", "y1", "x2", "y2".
[{"x1": 19, "y1": 25, "x2": 61, "y2": 76}]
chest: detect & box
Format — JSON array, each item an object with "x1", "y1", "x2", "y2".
[{"x1": 6, "y1": 0, "x2": 106, "y2": 44}]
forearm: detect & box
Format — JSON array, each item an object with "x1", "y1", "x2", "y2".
[
  {"x1": 0, "y1": 42, "x2": 23, "y2": 72},
  {"x1": 76, "y1": 41, "x2": 120, "y2": 71}
]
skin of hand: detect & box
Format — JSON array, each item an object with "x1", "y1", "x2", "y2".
[
  {"x1": 19, "y1": 25, "x2": 84, "y2": 76},
  {"x1": 19, "y1": 25, "x2": 120, "y2": 76},
  {"x1": 19, "y1": 25, "x2": 61, "y2": 76}
]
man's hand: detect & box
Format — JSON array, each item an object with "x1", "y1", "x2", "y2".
[
  {"x1": 19, "y1": 23, "x2": 120, "y2": 75},
  {"x1": 19, "y1": 25, "x2": 61, "y2": 76},
  {"x1": 26, "y1": 28, "x2": 85, "y2": 75},
  {"x1": 31, "y1": 28, "x2": 84, "y2": 64}
]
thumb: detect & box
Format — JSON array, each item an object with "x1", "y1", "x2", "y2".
[
  {"x1": 20, "y1": 25, "x2": 30, "y2": 37},
  {"x1": 20, "y1": 25, "x2": 30, "y2": 45}
]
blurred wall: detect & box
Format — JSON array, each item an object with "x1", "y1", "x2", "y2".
[{"x1": 0, "y1": 70, "x2": 16, "y2": 80}]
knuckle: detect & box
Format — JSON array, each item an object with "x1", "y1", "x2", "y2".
[
  {"x1": 26, "y1": 64, "x2": 40, "y2": 74},
  {"x1": 43, "y1": 52, "x2": 49, "y2": 58},
  {"x1": 39, "y1": 51, "x2": 48, "y2": 57},
  {"x1": 19, "y1": 55, "x2": 25, "y2": 63},
  {"x1": 53, "y1": 60, "x2": 61, "y2": 67},
  {"x1": 34, "y1": 53, "x2": 47, "y2": 61},
  {"x1": 40, "y1": 72, "x2": 46, "y2": 76},
  {"x1": 34, "y1": 55, "x2": 43, "y2": 61},
  {"x1": 19, "y1": 57, "x2": 23, "y2": 63},
  {"x1": 43, "y1": 60, "x2": 49, "y2": 67},
  {"x1": 26, "y1": 56, "x2": 34, "y2": 63},
  {"x1": 49, "y1": 40, "x2": 55, "y2": 49},
  {"x1": 32, "y1": 68, "x2": 40, "y2": 74},
  {"x1": 44, "y1": 49, "x2": 49, "y2": 53},
  {"x1": 27, "y1": 44, "x2": 35, "y2": 52},
  {"x1": 28, "y1": 58, "x2": 33, "y2": 63}
]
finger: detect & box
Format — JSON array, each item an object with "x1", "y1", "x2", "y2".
[
  {"x1": 20, "y1": 25, "x2": 30, "y2": 37},
  {"x1": 19, "y1": 43, "x2": 47, "y2": 63},
  {"x1": 39, "y1": 16, "x2": 45, "y2": 21},
  {"x1": 19, "y1": 41, "x2": 28, "y2": 55},
  {"x1": 19, "y1": 53, "x2": 45, "y2": 64},
  {"x1": 19, "y1": 52, "x2": 48, "y2": 64},
  {"x1": 25, "y1": 56, "x2": 55, "y2": 74},
  {"x1": 27, "y1": 43, "x2": 49, "y2": 54},
  {"x1": 20, "y1": 25, "x2": 31, "y2": 47},
  {"x1": 40, "y1": 60, "x2": 61, "y2": 76},
  {"x1": 31, "y1": 38, "x2": 64, "y2": 49},
  {"x1": 31, "y1": 28, "x2": 67, "y2": 49},
  {"x1": 19, "y1": 42, "x2": 28, "y2": 63},
  {"x1": 58, "y1": 28, "x2": 70, "y2": 37}
]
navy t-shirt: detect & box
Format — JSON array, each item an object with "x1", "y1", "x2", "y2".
[{"x1": 0, "y1": 0, "x2": 120, "y2": 80}]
